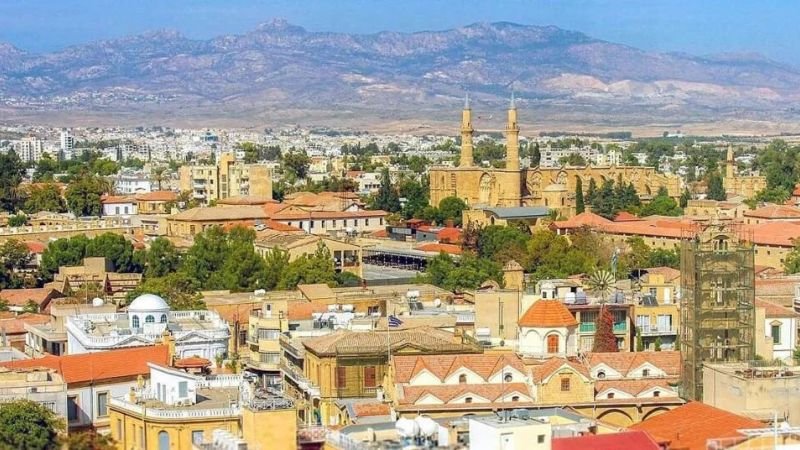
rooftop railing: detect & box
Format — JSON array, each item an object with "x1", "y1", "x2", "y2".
[{"x1": 109, "y1": 397, "x2": 240, "y2": 420}]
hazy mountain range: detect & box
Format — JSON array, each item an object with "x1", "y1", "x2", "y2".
[{"x1": 1, "y1": 19, "x2": 799, "y2": 130}]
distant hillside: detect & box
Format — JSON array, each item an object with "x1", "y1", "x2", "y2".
[{"x1": 1, "y1": 19, "x2": 799, "y2": 128}]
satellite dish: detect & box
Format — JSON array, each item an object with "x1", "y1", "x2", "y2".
[
  {"x1": 396, "y1": 417, "x2": 419, "y2": 437},
  {"x1": 92, "y1": 297, "x2": 104, "y2": 307}
]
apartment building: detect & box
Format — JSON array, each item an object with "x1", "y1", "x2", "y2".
[{"x1": 178, "y1": 153, "x2": 272, "y2": 205}]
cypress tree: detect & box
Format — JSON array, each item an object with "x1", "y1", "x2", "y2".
[
  {"x1": 592, "y1": 305, "x2": 619, "y2": 353},
  {"x1": 575, "y1": 177, "x2": 585, "y2": 214}
]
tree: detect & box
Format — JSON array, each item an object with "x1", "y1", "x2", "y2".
[
  {"x1": 639, "y1": 187, "x2": 682, "y2": 217},
  {"x1": 0, "y1": 399, "x2": 63, "y2": 450},
  {"x1": 23, "y1": 299, "x2": 39, "y2": 313},
  {"x1": 85, "y1": 233, "x2": 141, "y2": 273},
  {"x1": 40, "y1": 235, "x2": 89, "y2": 280},
  {"x1": 706, "y1": 171, "x2": 727, "y2": 201},
  {"x1": 679, "y1": 187, "x2": 692, "y2": 208},
  {"x1": 575, "y1": 177, "x2": 585, "y2": 214},
  {"x1": 477, "y1": 225, "x2": 530, "y2": 263},
  {"x1": 23, "y1": 183, "x2": 66, "y2": 214},
  {"x1": 180, "y1": 226, "x2": 229, "y2": 287},
  {"x1": 586, "y1": 177, "x2": 597, "y2": 204},
  {"x1": 65, "y1": 175, "x2": 108, "y2": 216},
  {"x1": 648, "y1": 248, "x2": 680, "y2": 268},
  {"x1": 784, "y1": 238, "x2": 800, "y2": 274},
  {"x1": 654, "y1": 336, "x2": 663, "y2": 351},
  {"x1": 370, "y1": 168, "x2": 400, "y2": 212},
  {"x1": 128, "y1": 272, "x2": 204, "y2": 310},
  {"x1": 59, "y1": 431, "x2": 115, "y2": 450},
  {"x1": 636, "y1": 330, "x2": 645, "y2": 352},
  {"x1": 559, "y1": 153, "x2": 588, "y2": 166},
  {"x1": 398, "y1": 177, "x2": 429, "y2": 219},
  {"x1": 151, "y1": 166, "x2": 166, "y2": 191},
  {"x1": 419, "y1": 251, "x2": 503, "y2": 291},
  {"x1": 0, "y1": 239, "x2": 32, "y2": 272},
  {"x1": 7, "y1": 214, "x2": 26, "y2": 227},
  {"x1": 530, "y1": 142, "x2": 541, "y2": 167},
  {"x1": 262, "y1": 248, "x2": 290, "y2": 290},
  {"x1": 592, "y1": 305, "x2": 618, "y2": 352},
  {"x1": 0, "y1": 151, "x2": 26, "y2": 212},
  {"x1": 437, "y1": 196, "x2": 468, "y2": 227},
  {"x1": 144, "y1": 237, "x2": 181, "y2": 278},
  {"x1": 282, "y1": 149, "x2": 311, "y2": 180},
  {"x1": 33, "y1": 154, "x2": 59, "y2": 182}
]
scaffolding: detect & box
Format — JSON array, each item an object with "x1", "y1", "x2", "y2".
[{"x1": 680, "y1": 220, "x2": 755, "y2": 401}]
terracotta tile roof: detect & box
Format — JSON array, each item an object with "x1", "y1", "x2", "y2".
[
  {"x1": 552, "y1": 212, "x2": 612, "y2": 229},
  {"x1": 642, "y1": 266, "x2": 681, "y2": 283},
  {"x1": 216, "y1": 195, "x2": 277, "y2": 206},
  {"x1": 135, "y1": 191, "x2": 177, "y2": 202},
  {"x1": 0, "y1": 313, "x2": 50, "y2": 334},
  {"x1": 614, "y1": 211, "x2": 642, "y2": 222},
  {"x1": 392, "y1": 354, "x2": 527, "y2": 383},
  {"x1": 530, "y1": 357, "x2": 590, "y2": 382},
  {"x1": 631, "y1": 401, "x2": 763, "y2": 450},
  {"x1": 755, "y1": 297, "x2": 799, "y2": 318},
  {"x1": 369, "y1": 229, "x2": 389, "y2": 238},
  {"x1": 749, "y1": 221, "x2": 800, "y2": 247},
  {"x1": 272, "y1": 209, "x2": 388, "y2": 220},
  {"x1": 101, "y1": 195, "x2": 136, "y2": 204},
  {"x1": 518, "y1": 300, "x2": 578, "y2": 327},
  {"x1": 416, "y1": 243, "x2": 462, "y2": 255},
  {"x1": 24, "y1": 241, "x2": 46, "y2": 254},
  {"x1": 287, "y1": 301, "x2": 328, "y2": 320},
  {"x1": 265, "y1": 220, "x2": 303, "y2": 232},
  {"x1": 399, "y1": 382, "x2": 531, "y2": 405},
  {"x1": 595, "y1": 379, "x2": 677, "y2": 398},
  {"x1": 170, "y1": 206, "x2": 268, "y2": 222},
  {"x1": 352, "y1": 401, "x2": 390, "y2": 417},
  {"x1": 0, "y1": 345, "x2": 169, "y2": 384},
  {"x1": 586, "y1": 351, "x2": 681, "y2": 378},
  {"x1": 794, "y1": 185, "x2": 800, "y2": 197},
  {"x1": 553, "y1": 431, "x2": 660, "y2": 450},
  {"x1": 755, "y1": 276, "x2": 800, "y2": 300},
  {"x1": 744, "y1": 204, "x2": 800, "y2": 219},
  {"x1": 303, "y1": 327, "x2": 478, "y2": 356},
  {"x1": 0, "y1": 288, "x2": 61, "y2": 307}
]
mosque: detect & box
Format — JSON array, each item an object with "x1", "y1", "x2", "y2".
[{"x1": 428, "y1": 97, "x2": 682, "y2": 218}]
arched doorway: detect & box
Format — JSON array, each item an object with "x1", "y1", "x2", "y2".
[
  {"x1": 158, "y1": 431, "x2": 170, "y2": 450},
  {"x1": 547, "y1": 334, "x2": 559, "y2": 354},
  {"x1": 479, "y1": 173, "x2": 493, "y2": 205}
]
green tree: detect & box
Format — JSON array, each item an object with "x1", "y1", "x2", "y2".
[
  {"x1": 679, "y1": 187, "x2": 691, "y2": 208},
  {"x1": 419, "y1": 252, "x2": 502, "y2": 291},
  {"x1": 335, "y1": 271, "x2": 362, "y2": 287},
  {"x1": 180, "y1": 226, "x2": 229, "y2": 287},
  {"x1": 639, "y1": 187, "x2": 682, "y2": 217},
  {"x1": 648, "y1": 248, "x2": 680, "y2": 268},
  {"x1": 706, "y1": 171, "x2": 727, "y2": 201},
  {"x1": 40, "y1": 235, "x2": 89, "y2": 280},
  {"x1": 784, "y1": 238, "x2": 800, "y2": 274},
  {"x1": 654, "y1": 336, "x2": 663, "y2": 351},
  {"x1": 530, "y1": 142, "x2": 541, "y2": 167},
  {"x1": 85, "y1": 233, "x2": 141, "y2": 273},
  {"x1": 636, "y1": 330, "x2": 645, "y2": 352},
  {"x1": 23, "y1": 183, "x2": 66, "y2": 214},
  {"x1": 575, "y1": 177, "x2": 585, "y2": 214},
  {"x1": 144, "y1": 237, "x2": 181, "y2": 278},
  {"x1": 0, "y1": 239, "x2": 33, "y2": 272},
  {"x1": 65, "y1": 176, "x2": 108, "y2": 216},
  {"x1": 282, "y1": 149, "x2": 311, "y2": 180},
  {"x1": 0, "y1": 151, "x2": 26, "y2": 212},
  {"x1": 278, "y1": 242, "x2": 337, "y2": 289},
  {"x1": 592, "y1": 305, "x2": 618, "y2": 352},
  {"x1": 0, "y1": 298, "x2": 8, "y2": 311},
  {"x1": 262, "y1": 248, "x2": 290, "y2": 290},
  {"x1": 128, "y1": 272, "x2": 204, "y2": 310},
  {"x1": 398, "y1": 177, "x2": 429, "y2": 219},
  {"x1": 0, "y1": 399, "x2": 63, "y2": 450},
  {"x1": 586, "y1": 177, "x2": 597, "y2": 204},
  {"x1": 59, "y1": 431, "x2": 115, "y2": 450},
  {"x1": 7, "y1": 214, "x2": 26, "y2": 227},
  {"x1": 437, "y1": 196, "x2": 468, "y2": 226},
  {"x1": 33, "y1": 154, "x2": 59, "y2": 182},
  {"x1": 23, "y1": 299, "x2": 39, "y2": 313},
  {"x1": 370, "y1": 168, "x2": 401, "y2": 212},
  {"x1": 558, "y1": 153, "x2": 588, "y2": 166},
  {"x1": 477, "y1": 225, "x2": 530, "y2": 263}
]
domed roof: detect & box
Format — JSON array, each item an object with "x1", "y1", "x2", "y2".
[
  {"x1": 519, "y1": 299, "x2": 578, "y2": 328},
  {"x1": 128, "y1": 294, "x2": 170, "y2": 312}
]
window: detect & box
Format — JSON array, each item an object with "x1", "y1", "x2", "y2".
[
  {"x1": 115, "y1": 206, "x2": 120, "y2": 215},
  {"x1": 238, "y1": 329, "x2": 247, "y2": 346},
  {"x1": 258, "y1": 329, "x2": 280, "y2": 340},
  {"x1": 642, "y1": 369, "x2": 650, "y2": 377},
  {"x1": 337, "y1": 366, "x2": 347, "y2": 387},
  {"x1": 192, "y1": 430, "x2": 204, "y2": 444},
  {"x1": 597, "y1": 370, "x2": 606, "y2": 379},
  {"x1": 547, "y1": 334, "x2": 559, "y2": 354},
  {"x1": 511, "y1": 396, "x2": 520, "y2": 402},
  {"x1": 158, "y1": 431, "x2": 170, "y2": 450},
  {"x1": 145, "y1": 315, "x2": 155, "y2": 323},
  {"x1": 132, "y1": 316, "x2": 140, "y2": 328},
  {"x1": 67, "y1": 396, "x2": 78, "y2": 422},
  {"x1": 504, "y1": 373, "x2": 513, "y2": 383},
  {"x1": 607, "y1": 392, "x2": 614, "y2": 399},
  {"x1": 653, "y1": 390, "x2": 660, "y2": 397},
  {"x1": 259, "y1": 353, "x2": 280, "y2": 364},
  {"x1": 311, "y1": 220, "x2": 315, "y2": 228},
  {"x1": 458, "y1": 374, "x2": 467, "y2": 384},
  {"x1": 772, "y1": 324, "x2": 781, "y2": 344},
  {"x1": 366, "y1": 219, "x2": 370, "y2": 226},
  {"x1": 178, "y1": 381, "x2": 188, "y2": 397},
  {"x1": 560, "y1": 378, "x2": 570, "y2": 392},
  {"x1": 116, "y1": 419, "x2": 122, "y2": 440},
  {"x1": 538, "y1": 435, "x2": 546, "y2": 444},
  {"x1": 160, "y1": 314, "x2": 167, "y2": 323},
  {"x1": 97, "y1": 392, "x2": 108, "y2": 417},
  {"x1": 364, "y1": 366, "x2": 377, "y2": 388},
  {"x1": 464, "y1": 397, "x2": 473, "y2": 404}
]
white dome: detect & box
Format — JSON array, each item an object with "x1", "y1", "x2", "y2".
[{"x1": 128, "y1": 294, "x2": 170, "y2": 312}]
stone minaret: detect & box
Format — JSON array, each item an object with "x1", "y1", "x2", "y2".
[
  {"x1": 506, "y1": 93, "x2": 520, "y2": 171},
  {"x1": 725, "y1": 144, "x2": 735, "y2": 180},
  {"x1": 460, "y1": 94, "x2": 474, "y2": 167}
]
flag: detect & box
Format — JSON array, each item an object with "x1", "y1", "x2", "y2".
[{"x1": 388, "y1": 315, "x2": 403, "y2": 328}]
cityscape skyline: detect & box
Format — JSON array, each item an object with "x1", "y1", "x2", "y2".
[{"x1": 1, "y1": 0, "x2": 799, "y2": 65}]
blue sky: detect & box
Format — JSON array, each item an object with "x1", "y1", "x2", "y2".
[{"x1": 1, "y1": 0, "x2": 798, "y2": 64}]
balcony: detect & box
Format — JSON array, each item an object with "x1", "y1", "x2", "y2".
[
  {"x1": 579, "y1": 322, "x2": 627, "y2": 333},
  {"x1": 281, "y1": 362, "x2": 320, "y2": 398},
  {"x1": 638, "y1": 324, "x2": 676, "y2": 336},
  {"x1": 108, "y1": 397, "x2": 240, "y2": 420},
  {"x1": 246, "y1": 356, "x2": 281, "y2": 372}
]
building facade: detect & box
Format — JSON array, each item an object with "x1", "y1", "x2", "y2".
[{"x1": 178, "y1": 153, "x2": 272, "y2": 206}]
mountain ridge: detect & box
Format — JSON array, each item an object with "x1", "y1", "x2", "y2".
[{"x1": 1, "y1": 20, "x2": 798, "y2": 128}]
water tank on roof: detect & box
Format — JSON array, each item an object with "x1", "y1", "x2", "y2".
[
  {"x1": 574, "y1": 292, "x2": 588, "y2": 305},
  {"x1": 92, "y1": 297, "x2": 104, "y2": 307},
  {"x1": 433, "y1": 298, "x2": 442, "y2": 308},
  {"x1": 415, "y1": 416, "x2": 438, "y2": 437},
  {"x1": 254, "y1": 289, "x2": 266, "y2": 296},
  {"x1": 396, "y1": 418, "x2": 419, "y2": 438},
  {"x1": 610, "y1": 291, "x2": 625, "y2": 304},
  {"x1": 406, "y1": 290, "x2": 420, "y2": 300},
  {"x1": 564, "y1": 292, "x2": 577, "y2": 304},
  {"x1": 341, "y1": 304, "x2": 354, "y2": 312}
]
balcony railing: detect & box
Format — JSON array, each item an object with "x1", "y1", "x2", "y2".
[
  {"x1": 108, "y1": 397, "x2": 240, "y2": 420},
  {"x1": 280, "y1": 362, "x2": 320, "y2": 397},
  {"x1": 638, "y1": 324, "x2": 676, "y2": 335},
  {"x1": 579, "y1": 322, "x2": 627, "y2": 333}
]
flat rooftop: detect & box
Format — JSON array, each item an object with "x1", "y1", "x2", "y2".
[{"x1": 140, "y1": 387, "x2": 240, "y2": 410}]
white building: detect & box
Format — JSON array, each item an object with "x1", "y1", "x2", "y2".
[
  {"x1": 517, "y1": 299, "x2": 578, "y2": 358},
  {"x1": 60, "y1": 130, "x2": 74, "y2": 153},
  {"x1": 14, "y1": 137, "x2": 46, "y2": 162},
  {"x1": 65, "y1": 294, "x2": 230, "y2": 364},
  {"x1": 469, "y1": 415, "x2": 552, "y2": 450},
  {"x1": 101, "y1": 196, "x2": 138, "y2": 217},
  {"x1": 757, "y1": 298, "x2": 799, "y2": 362},
  {"x1": 114, "y1": 171, "x2": 153, "y2": 194}
]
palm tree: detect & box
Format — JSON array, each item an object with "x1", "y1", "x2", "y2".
[
  {"x1": 586, "y1": 269, "x2": 615, "y2": 303},
  {"x1": 152, "y1": 166, "x2": 166, "y2": 191}
]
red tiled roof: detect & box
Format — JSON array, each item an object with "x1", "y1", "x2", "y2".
[
  {"x1": 101, "y1": 195, "x2": 136, "y2": 204},
  {"x1": 586, "y1": 351, "x2": 681, "y2": 378},
  {"x1": 530, "y1": 357, "x2": 590, "y2": 382},
  {"x1": 435, "y1": 227, "x2": 462, "y2": 243},
  {"x1": 553, "y1": 431, "x2": 660, "y2": 450},
  {"x1": 265, "y1": 220, "x2": 303, "y2": 232},
  {"x1": 352, "y1": 402, "x2": 390, "y2": 417},
  {"x1": 399, "y1": 382, "x2": 531, "y2": 405},
  {"x1": 287, "y1": 301, "x2": 328, "y2": 321},
  {"x1": 135, "y1": 191, "x2": 177, "y2": 202},
  {"x1": 518, "y1": 300, "x2": 578, "y2": 327},
  {"x1": 393, "y1": 354, "x2": 527, "y2": 383},
  {"x1": 793, "y1": 185, "x2": 800, "y2": 197},
  {"x1": 630, "y1": 401, "x2": 763, "y2": 450},
  {"x1": 369, "y1": 229, "x2": 388, "y2": 238},
  {"x1": 0, "y1": 288, "x2": 61, "y2": 307},
  {"x1": 0, "y1": 313, "x2": 50, "y2": 334},
  {"x1": 174, "y1": 356, "x2": 211, "y2": 368},
  {"x1": 755, "y1": 297, "x2": 799, "y2": 318},
  {"x1": 744, "y1": 204, "x2": 800, "y2": 219},
  {"x1": 595, "y1": 379, "x2": 677, "y2": 397},
  {"x1": 0, "y1": 345, "x2": 169, "y2": 384},
  {"x1": 416, "y1": 243, "x2": 462, "y2": 255},
  {"x1": 552, "y1": 212, "x2": 613, "y2": 229},
  {"x1": 614, "y1": 211, "x2": 642, "y2": 222},
  {"x1": 25, "y1": 241, "x2": 46, "y2": 254}
]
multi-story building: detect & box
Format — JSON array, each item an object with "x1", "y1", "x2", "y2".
[
  {"x1": 568, "y1": 303, "x2": 633, "y2": 352},
  {"x1": 634, "y1": 270, "x2": 680, "y2": 351},
  {"x1": 25, "y1": 299, "x2": 117, "y2": 357},
  {"x1": 14, "y1": 136, "x2": 47, "y2": 162},
  {"x1": 0, "y1": 367, "x2": 67, "y2": 418},
  {"x1": 114, "y1": 171, "x2": 152, "y2": 194},
  {"x1": 65, "y1": 294, "x2": 230, "y2": 363},
  {"x1": 254, "y1": 231, "x2": 364, "y2": 277},
  {"x1": 51, "y1": 257, "x2": 142, "y2": 303},
  {"x1": 245, "y1": 298, "x2": 289, "y2": 384},
  {"x1": 681, "y1": 221, "x2": 756, "y2": 400},
  {"x1": 110, "y1": 361, "x2": 297, "y2": 450},
  {"x1": 292, "y1": 327, "x2": 482, "y2": 426},
  {"x1": 755, "y1": 298, "x2": 799, "y2": 362},
  {"x1": 59, "y1": 130, "x2": 74, "y2": 153},
  {"x1": 1, "y1": 345, "x2": 169, "y2": 433},
  {"x1": 179, "y1": 153, "x2": 272, "y2": 206}
]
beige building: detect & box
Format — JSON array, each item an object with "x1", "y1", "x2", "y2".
[
  {"x1": 179, "y1": 153, "x2": 272, "y2": 206},
  {"x1": 704, "y1": 362, "x2": 800, "y2": 423},
  {"x1": 723, "y1": 145, "x2": 767, "y2": 199},
  {"x1": 254, "y1": 231, "x2": 364, "y2": 277},
  {"x1": 429, "y1": 97, "x2": 681, "y2": 217}
]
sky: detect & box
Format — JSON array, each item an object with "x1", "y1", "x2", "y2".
[{"x1": 1, "y1": 0, "x2": 798, "y2": 64}]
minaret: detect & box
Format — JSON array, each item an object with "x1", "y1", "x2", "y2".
[
  {"x1": 725, "y1": 144, "x2": 735, "y2": 180},
  {"x1": 460, "y1": 93, "x2": 474, "y2": 167},
  {"x1": 505, "y1": 93, "x2": 520, "y2": 171}
]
